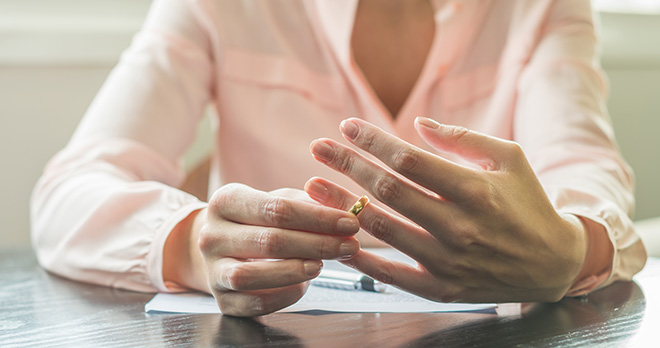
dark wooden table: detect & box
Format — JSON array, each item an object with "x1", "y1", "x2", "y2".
[{"x1": 1, "y1": 248, "x2": 658, "y2": 347}]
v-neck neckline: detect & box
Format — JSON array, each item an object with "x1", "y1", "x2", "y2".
[
  {"x1": 348, "y1": 1, "x2": 450, "y2": 123},
  {"x1": 307, "y1": 0, "x2": 490, "y2": 133}
]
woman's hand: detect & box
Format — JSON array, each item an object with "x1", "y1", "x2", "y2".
[
  {"x1": 305, "y1": 117, "x2": 589, "y2": 303},
  {"x1": 164, "y1": 184, "x2": 360, "y2": 317}
]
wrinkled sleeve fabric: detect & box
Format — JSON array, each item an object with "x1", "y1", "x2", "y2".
[
  {"x1": 30, "y1": 0, "x2": 212, "y2": 292},
  {"x1": 514, "y1": 0, "x2": 647, "y2": 295}
]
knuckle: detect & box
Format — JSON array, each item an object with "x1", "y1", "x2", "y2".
[
  {"x1": 256, "y1": 229, "x2": 281, "y2": 255},
  {"x1": 374, "y1": 175, "x2": 401, "y2": 203},
  {"x1": 217, "y1": 294, "x2": 268, "y2": 317},
  {"x1": 197, "y1": 225, "x2": 215, "y2": 254},
  {"x1": 207, "y1": 191, "x2": 227, "y2": 213},
  {"x1": 358, "y1": 128, "x2": 378, "y2": 151},
  {"x1": 477, "y1": 182, "x2": 499, "y2": 210},
  {"x1": 393, "y1": 148, "x2": 421, "y2": 174},
  {"x1": 447, "y1": 126, "x2": 470, "y2": 142},
  {"x1": 245, "y1": 297, "x2": 266, "y2": 316},
  {"x1": 444, "y1": 258, "x2": 472, "y2": 279},
  {"x1": 215, "y1": 295, "x2": 233, "y2": 314},
  {"x1": 505, "y1": 140, "x2": 525, "y2": 158},
  {"x1": 366, "y1": 215, "x2": 394, "y2": 244},
  {"x1": 452, "y1": 222, "x2": 479, "y2": 250},
  {"x1": 260, "y1": 198, "x2": 291, "y2": 225},
  {"x1": 373, "y1": 261, "x2": 396, "y2": 285},
  {"x1": 495, "y1": 140, "x2": 526, "y2": 166},
  {"x1": 335, "y1": 151, "x2": 355, "y2": 175},
  {"x1": 223, "y1": 264, "x2": 248, "y2": 290},
  {"x1": 456, "y1": 178, "x2": 481, "y2": 202},
  {"x1": 210, "y1": 183, "x2": 241, "y2": 210},
  {"x1": 457, "y1": 176, "x2": 497, "y2": 209},
  {"x1": 315, "y1": 237, "x2": 335, "y2": 259}
]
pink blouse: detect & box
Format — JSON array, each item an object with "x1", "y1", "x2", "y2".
[{"x1": 31, "y1": 0, "x2": 647, "y2": 296}]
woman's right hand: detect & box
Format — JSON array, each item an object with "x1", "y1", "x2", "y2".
[{"x1": 164, "y1": 183, "x2": 361, "y2": 317}]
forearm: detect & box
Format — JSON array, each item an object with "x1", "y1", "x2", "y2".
[
  {"x1": 31, "y1": 142, "x2": 207, "y2": 292},
  {"x1": 513, "y1": 0, "x2": 643, "y2": 293}
]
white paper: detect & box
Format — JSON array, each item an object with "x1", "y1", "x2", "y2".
[{"x1": 145, "y1": 248, "x2": 497, "y2": 314}]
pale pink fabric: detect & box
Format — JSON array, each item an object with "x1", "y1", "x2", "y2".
[{"x1": 31, "y1": 0, "x2": 646, "y2": 295}]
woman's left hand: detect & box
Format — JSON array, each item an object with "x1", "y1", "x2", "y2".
[{"x1": 306, "y1": 117, "x2": 589, "y2": 303}]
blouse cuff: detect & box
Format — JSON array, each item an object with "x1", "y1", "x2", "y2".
[
  {"x1": 562, "y1": 210, "x2": 615, "y2": 297},
  {"x1": 147, "y1": 200, "x2": 208, "y2": 293}
]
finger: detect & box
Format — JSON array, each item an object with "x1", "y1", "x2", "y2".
[
  {"x1": 214, "y1": 283, "x2": 308, "y2": 317},
  {"x1": 211, "y1": 258, "x2": 322, "y2": 291},
  {"x1": 304, "y1": 177, "x2": 444, "y2": 265},
  {"x1": 414, "y1": 117, "x2": 523, "y2": 170},
  {"x1": 202, "y1": 222, "x2": 360, "y2": 260},
  {"x1": 210, "y1": 183, "x2": 360, "y2": 236},
  {"x1": 309, "y1": 138, "x2": 461, "y2": 233},
  {"x1": 341, "y1": 250, "x2": 462, "y2": 303},
  {"x1": 337, "y1": 117, "x2": 481, "y2": 201}
]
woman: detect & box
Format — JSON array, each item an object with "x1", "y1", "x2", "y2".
[{"x1": 31, "y1": 0, "x2": 646, "y2": 317}]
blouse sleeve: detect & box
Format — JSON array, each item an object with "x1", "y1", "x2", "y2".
[
  {"x1": 514, "y1": 0, "x2": 647, "y2": 295},
  {"x1": 30, "y1": 0, "x2": 213, "y2": 292}
]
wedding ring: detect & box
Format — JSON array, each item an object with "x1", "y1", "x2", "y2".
[{"x1": 348, "y1": 196, "x2": 369, "y2": 216}]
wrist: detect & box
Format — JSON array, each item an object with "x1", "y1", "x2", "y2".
[
  {"x1": 552, "y1": 213, "x2": 589, "y2": 294},
  {"x1": 567, "y1": 215, "x2": 613, "y2": 296},
  {"x1": 163, "y1": 208, "x2": 210, "y2": 293}
]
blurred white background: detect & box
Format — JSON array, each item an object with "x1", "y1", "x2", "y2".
[{"x1": 1, "y1": 0, "x2": 659, "y2": 250}]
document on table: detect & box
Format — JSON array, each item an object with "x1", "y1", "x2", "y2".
[{"x1": 145, "y1": 248, "x2": 497, "y2": 314}]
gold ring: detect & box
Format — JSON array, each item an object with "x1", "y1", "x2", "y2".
[{"x1": 348, "y1": 196, "x2": 369, "y2": 216}]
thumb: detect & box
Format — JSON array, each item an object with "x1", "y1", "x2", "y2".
[{"x1": 414, "y1": 117, "x2": 521, "y2": 170}]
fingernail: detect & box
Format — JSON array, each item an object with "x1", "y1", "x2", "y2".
[
  {"x1": 416, "y1": 117, "x2": 440, "y2": 129},
  {"x1": 340, "y1": 120, "x2": 359, "y2": 140},
  {"x1": 336, "y1": 217, "x2": 360, "y2": 234},
  {"x1": 305, "y1": 180, "x2": 329, "y2": 202},
  {"x1": 310, "y1": 140, "x2": 334, "y2": 162},
  {"x1": 339, "y1": 241, "x2": 359, "y2": 260},
  {"x1": 304, "y1": 260, "x2": 323, "y2": 276}
]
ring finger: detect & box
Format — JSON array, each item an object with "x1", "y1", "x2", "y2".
[{"x1": 304, "y1": 177, "x2": 447, "y2": 267}]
